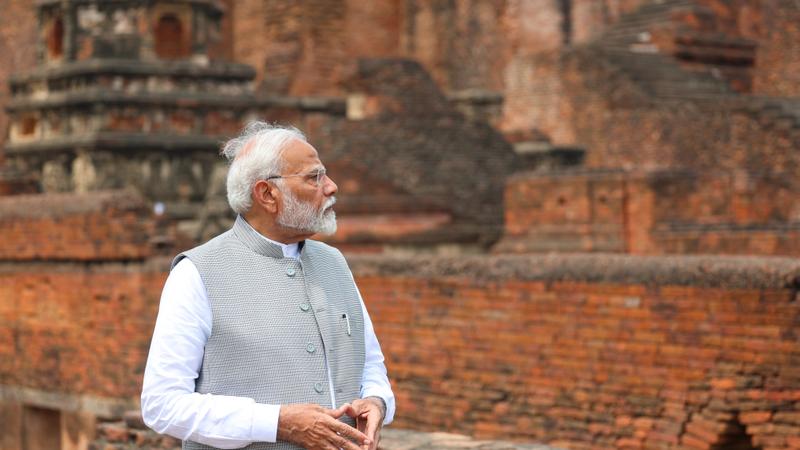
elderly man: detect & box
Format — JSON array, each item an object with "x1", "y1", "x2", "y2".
[{"x1": 141, "y1": 122, "x2": 395, "y2": 450}]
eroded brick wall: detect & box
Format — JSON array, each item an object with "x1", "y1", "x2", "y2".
[
  {"x1": 350, "y1": 254, "x2": 800, "y2": 450},
  {"x1": 750, "y1": 1, "x2": 800, "y2": 97},
  {"x1": 233, "y1": 0, "x2": 400, "y2": 95},
  {"x1": 498, "y1": 170, "x2": 632, "y2": 253},
  {"x1": 501, "y1": 51, "x2": 575, "y2": 144},
  {"x1": 499, "y1": 169, "x2": 800, "y2": 256},
  {"x1": 557, "y1": 46, "x2": 800, "y2": 176},
  {"x1": 0, "y1": 0, "x2": 37, "y2": 156},
  {"x1": 0, "y1": 266, "x2": 165, "y2": 399},
  {"x1": 672, "y1": 0, "x2": 800, "y2": 97},
  {"x1": 207, "y1": 0, "x2": 235, "y2": 61},
  {"x1": 400, "y1": 0, "x2": 516, "y2": 93},
  {"x1": 0, "y1": 192, "x2": 166, "y2": 403},
  {"x1": 0, "y1": 191, "x2": 170, "y2": 450},
  {"x1": 571, "y1": 0, "x2": 661, "y2": 43},
  {"x1": 72, "y1": 251, "x2": 800, "y2": 450},
  {"x1": 2, "y1": 204, "x2": 800, "y2": 450},
  {"x1": 0, "y1": 191, "x2": 155, "y2": 261}
]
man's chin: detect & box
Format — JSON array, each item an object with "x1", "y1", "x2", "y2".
[{"x1": 314, "y1": 212, "x2": 337, "y2": 236}]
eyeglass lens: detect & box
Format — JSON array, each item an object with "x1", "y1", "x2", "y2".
[{"x1": 314, "y1": 170, "x2": 326, "y2": 186}]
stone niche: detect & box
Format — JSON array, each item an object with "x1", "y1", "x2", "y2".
[{"x1": 36, "y1": 0, "x2": 223, "y2": 65}]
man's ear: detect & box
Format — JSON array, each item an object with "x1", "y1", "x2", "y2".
[{"x1": 252, "y1": 180, "x2": 279, "y2": 214}]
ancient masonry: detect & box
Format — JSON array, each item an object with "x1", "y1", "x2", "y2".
[
  {"x1": 4, "y1": 0, "x2": 252, "y2": 235},
  {"x1": 1, "y1": 0, "x2": 517, "y2": 250}
]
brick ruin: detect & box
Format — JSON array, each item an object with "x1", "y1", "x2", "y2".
[
  {"x1": 1, "y1": 0, "x2": 517, "y2": 251},
  {"x1": 0, "y1": 0, "x2": 799, "y2": 449}
]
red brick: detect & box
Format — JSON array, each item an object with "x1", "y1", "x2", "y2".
[
  {"x1": 786, "y1": 435, "x2": 800, "y2": 448},
  {"x1": 740, "y1": 411, "x2": 772, "y2": 424},
  {"x1": 709, "y1": 378, "x2": 737, "y2": 390},
  {"x1": 774, "y1": 411, "x2": 800, "y2": 425},
  {"x1": 681, "y1": 433, "x2": 713, "y2": 450},
  {"x1": 616, "y1": 437, "x2": 644, "y2": 449}
]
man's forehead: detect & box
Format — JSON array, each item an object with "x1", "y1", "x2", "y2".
[{"x1": 282, "y1": 140, "x2": 323, "y2": 169}]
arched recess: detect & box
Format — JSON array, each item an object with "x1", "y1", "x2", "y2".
[
  {"x1": 682, "y1": 413, "x2": 761, "y2": 450},
  {"x1": 711, "y1": 416, "x2": 760, "y2": 450},
  {"x1": 154, "y1": 14, "x2": 189, "y2": 59},
  {"x1": 19, "y1": 115, "x2": 38, "y2": 137},
  {"x1": 47, "y1": 16, "x2": 64, "y2": 59}
]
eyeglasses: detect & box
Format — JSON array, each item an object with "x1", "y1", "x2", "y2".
[{"x1": 265, "y1": 169, "x2": 327, "y2": 188}]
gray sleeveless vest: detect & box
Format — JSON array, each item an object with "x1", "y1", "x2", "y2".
[{"x1": 172, "y1": 216, "x2": 366, "y2": 450}]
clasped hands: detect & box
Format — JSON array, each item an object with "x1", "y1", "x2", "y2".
[{"x1": 278, "y1": 397, "x2": 385, "y2": 450}]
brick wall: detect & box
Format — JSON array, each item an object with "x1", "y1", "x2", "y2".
[
  {"x1": 2, "y1": 202, "x2": 800, "y2": 449},
  {"x1": 231, "y1": 0, "x2": 564, "y2": 98},
  {"x1": 400, "y1": 0, "x2": 515, "y2": 93},
  {"x1": 0, "y1": 191, "x2": 166, "y2": 403},
  {"x1": 500, "y1": 51, "x2": 576, "y2": 145},
  {"x1": 498, "y1": 170, "x2": 631, "y2": 253},
  {"x1": 0, "y1": 191, "x2": 155, "y2": 261},
  {"x1": 498, "y1": 169, "x2": 800, "y2": 256},
  {"x1": 750, "y1": 1, "x2": 800, "y2": 97},
  {"x1": 571, "y1": 0, "x2": 658, "y2": 43},
  {"x1": 0, "y1": 0, "x2": 37, "y2": 156},
  {"x1": 0, "y1": 265, "x2": 165, "y2": 399},
  {"x1": 668, "y1": 0, "x2": 800, "y2": 97},
  {"x1": 229, "y1": 0, "x2": 268, "y2": 86},
  {"x1": 344, "y1": 0, "x2": 402, "y2": 60},
  {"x1": 557, "y1": 46, "x2": 800, "y2": 175},
  {"x1": 234, "y1": 0, "x2": 400, "y2": 95},
  {"x1": 0, "y1": 261, "x2": 166, "y2": 450},
  {"x1": 349, "y1": 253, "x2": 800, "y2": 450},
  {"x1": 207, "y1": 0, "x2": 235, "y2": 61}
]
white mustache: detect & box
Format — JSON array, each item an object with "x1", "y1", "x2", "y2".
[{"x1": 323, "y1": 196, "x2": 336, "y2": 211}]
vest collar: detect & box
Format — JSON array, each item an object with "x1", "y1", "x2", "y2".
[{"x1": 233, "y1": 215, "x2": 294, "y2": 259}]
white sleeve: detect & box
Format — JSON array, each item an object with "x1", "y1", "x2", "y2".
[
  {"x1": 355, "y1": 285, "x2": 396, "y2": 425},
  {"x1": 141, "y1": 258, "x2": 280, "y2": 448}
]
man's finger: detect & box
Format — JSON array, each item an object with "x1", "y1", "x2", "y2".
[
  {"x1": 369, "y1": 429, "x2": 382, "y2": 450},
  {"x1": 326, "y1": 403, "x2": 350, "y2": 419},
  {"x1": 362, "y1": 409, "x2": 381, "y2": 442},
  {"x1": 356, "y1": 414, "x2": 366, "y2": 434},
  {"x1": 329, "y1": 417, "x2": 370, "y2": 446},
  {"x1": 331, "y1": 433, "x2": 364, "y2": 450},
  {"x1": 333, "y1": 402, "x2": 357, "y2": 419}
]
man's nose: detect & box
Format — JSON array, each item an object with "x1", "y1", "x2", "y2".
[{"x1": 323, "y1": 174, "x2": 338, "y2": 196}]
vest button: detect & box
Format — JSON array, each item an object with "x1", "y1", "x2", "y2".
[
  {"x1": 300, "y1": 303, "x2": 310, "y2": 312},
  {"x1": 286, "y1": 267, "x2": 296, "y2": 277},
  {"x1": 306, "y1": 343, "x2": 316, "y2": 353},
  {"x1": 314, "y1": 382, "x2": 324, "y2": 393}
]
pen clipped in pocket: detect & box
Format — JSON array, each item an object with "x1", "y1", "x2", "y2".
[{"x1": 340, "y1": 313, "x2": 352, "y2": 336}]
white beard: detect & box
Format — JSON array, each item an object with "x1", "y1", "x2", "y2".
[{"x1": 277, "y1": 189, "x2": 337, "y2": 235}]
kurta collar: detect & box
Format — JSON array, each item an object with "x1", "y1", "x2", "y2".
[{"x1": 232, "y1": 215, "x2": 303, "y2": 259}]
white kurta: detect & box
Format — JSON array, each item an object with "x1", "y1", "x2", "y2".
[{"x1": 141, "y1": 231, "x2": 395, "y2": 448}]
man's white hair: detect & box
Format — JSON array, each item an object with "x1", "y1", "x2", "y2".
[{"x1": 221, "y1": 121, "x2": 306, "y2": 215}]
